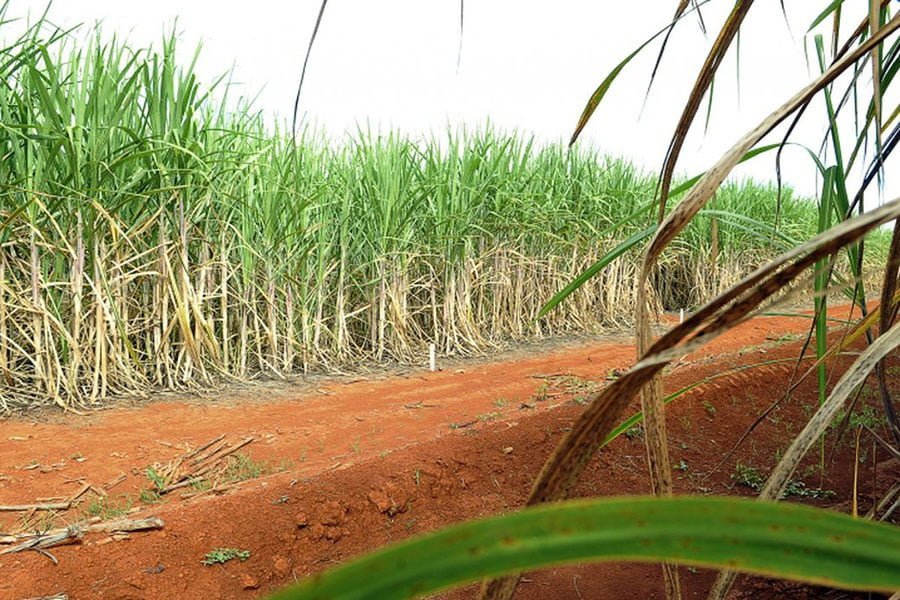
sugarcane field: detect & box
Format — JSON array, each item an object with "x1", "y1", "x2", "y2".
[{"x1": 0, "y1": 2, "x2": 898, "y2": 600}]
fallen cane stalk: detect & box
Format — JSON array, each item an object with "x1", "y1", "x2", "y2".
[
  {"x1": 0, "y1": 516, "x2": 164, "y2": 557},
  {"x1": 0, "y1": 502, "x2": 72, "y2": 512}
]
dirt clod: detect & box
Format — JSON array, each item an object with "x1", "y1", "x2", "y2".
[
  {"x1": 317, "y1": 501, "x2": 348, "y2": 526},
  {"x1": 367, "y1": 483, "x2": 409, "y2": 517},
  {"x1": 239, "y1": 574, "x2": 259, "y2": 590},
  {"x1": 272, "y1": 556, "x2": 290, "y2": 577}
]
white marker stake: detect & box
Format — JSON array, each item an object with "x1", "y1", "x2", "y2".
[
  {"x1": 679, "y1": 308, "x2": 684, "y2": 324},
  {"x1": 429, "y1": 343, "x2": 436, "y2": 372}
]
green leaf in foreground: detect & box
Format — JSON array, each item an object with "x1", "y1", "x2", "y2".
[{"x1": 269, "y1": 496, "x2": 900, "y2": 600}]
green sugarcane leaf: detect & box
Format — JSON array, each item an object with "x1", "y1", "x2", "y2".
[
  {"x1": 270, "y1": 496, "x2": 900, "y2": 600},
  {"x1": 538, "y1": 225, "x2": 655, "y2": 319}
]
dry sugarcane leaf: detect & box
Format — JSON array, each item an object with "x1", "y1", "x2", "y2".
[
  {"x1": 291, "y1": 0, "x2": 330, "y2": 142},
  {"x1": 657, "y1": 0, "x2": 755, "y2": 220},
  {"x1": 870, "y1": 0, "x2": 883, "y2": 138},
  {"x1": 644, "y1": 1, "x2": 690, "y2": 101},
  {"x1": 875, "y1": 219, "x2": 900, "y2": 446},
  {"x1": 645, "y1": 13, "x2": 899, "y2": 269},
  {"x1": 635, "y1": 13, "x2": 896, "y2": 600}
]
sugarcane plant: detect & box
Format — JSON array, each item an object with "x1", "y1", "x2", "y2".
[{"x1": 272, "y1": 2, "x2": 900, "y2": 599}]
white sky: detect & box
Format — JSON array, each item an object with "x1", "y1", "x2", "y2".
[{"x1": 7, "y1": 1, "x2": 899, "y2": 200}]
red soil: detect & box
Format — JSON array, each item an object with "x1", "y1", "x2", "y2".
[{"x1": 0, "y1": 309, "x2": 896, "y2": 599}]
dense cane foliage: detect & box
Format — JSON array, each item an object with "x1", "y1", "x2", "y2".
[
  {"x1": 0, "y1": 11, "x2": 832, "y2": 409},
  {"x1": 273, "y1": 1, "x2": 900, "y2": 599}
]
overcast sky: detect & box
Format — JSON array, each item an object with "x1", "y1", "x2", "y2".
[{"x1": 8, "y1": 1, "x2": 898, "y2": 200}]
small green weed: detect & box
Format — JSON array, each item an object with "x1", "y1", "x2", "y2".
[
  {"x1": 19, "y1": 510, "x2": 59, "y2": 534},
  {"x1": 732, "y1": 463, "x2": 765, "y2": 490},
  {"x1": 145, "y1": 466, "x2": 166, "y2": 491},
  {"x1": 624, "y1": 425, "x2": 644, "y2": 440},
  {"x1": 772, "y1": 333, "x2": 799, "y2": 343},
  {"x1": 848, "y1": 405, "x2": 885, "y2": 429},
  {"x1": 222, "y1": 453, "x2": 285, "y2": 483},
  {"x1": 782, "y1": 480, "x2": 836, "y2": 500},
  {"x1": 532, "y1": 383, "x2": 550, "y2": 402},
  {"x1": 139, "y1": 488, "x2": 161, "y2": 504},
  {"x1": 83, "y1": 495, "x2": 132, "y2": 520},
  {"x1": 477, "y1": 412, "x2": 501, "y2": 422},
  {"x1": 732, "y1": 463, "x2": 834, "y2": 499},
  {"x1": 190, "y1": 478, "x2": 212, "y2": 492},
  {"x1": 202, "y1": 547, "x2": 250, "y2": 566}
]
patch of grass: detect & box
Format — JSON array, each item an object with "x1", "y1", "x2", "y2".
[
  {"x1": 145, "y1": 466, "x2": 167, "y2": 491},
  {"x1": 702, "y1": 400, "x2": 716, "y2": 418},
  {"x1": 476, "y1": 412, "x2": 502, "y2": 422},
  {"x1": 83, "y1": 495, "x2": 132, "y2": 520},
  {"x1": 139, "y1": 488, "x2": 161, "y2": 504},
  {"x1": 494, "y1": 398, "x2": 507, "y2": 408},
  {"x1": 562, "y1": 375, "x2": 599, "y2": 392},
  {"x1": 624, "y1": 425, "x2": 644, "y2": 440},
  {"x1": 732, "y1": 463, "x2": 834, "y2": 499},
  {"x1": 190, "y1": 479, "x2": 213, "y2": 492},
  {"x1": 732, "y1": 463, "x2": 765, "y2": 490},
  {"x1": 605, "y1": 368, "x2": 625, "y2": 381},
  {"x1": 202, "y1": 547, "x2": 250, "y2": 566},
  {"x1": 350, "y1": 438, "x2": 361, "y2": 454},
  {"x1": 828, "y1": 405, "x2": 887, "y2": 442},
  {"x1": 19, "y1": 510, "x2": 59, "y2": 534},
  {"x1": 222, "y1": 453, "x2": 283, "y2": 484},
  {"x1": 848, "y1": 405, "x2": 885, "y2": 429},
  {"x1": 782, "y1": 481, "x2": 836, "y2": 500},
  {"x1": 771, "y1": 333, "x2": 800, "y2": 343}
]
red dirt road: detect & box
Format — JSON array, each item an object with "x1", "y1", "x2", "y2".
[{"x1": 1, "y1": 310, "x2": 895, "y2": 599}]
